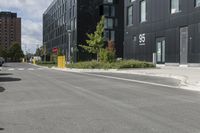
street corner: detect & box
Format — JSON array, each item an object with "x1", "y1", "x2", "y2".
[
  {"x1": 178, "y1": 78, "x2": 200, "y2": 92},
  {"x1": 180, "y1": 84, "x2": 200, "y2": 92}
]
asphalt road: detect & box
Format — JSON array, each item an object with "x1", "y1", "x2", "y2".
[{"x1": 0, "y1": 63, "x2": 200, "y2": 133}]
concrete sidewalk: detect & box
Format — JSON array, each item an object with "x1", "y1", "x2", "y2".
[
  {"x1": 52, "y1": 66, "x2": 200, "y2": 92},
  {"x1": 119, "y1": 66, "x2": 200, "y2": 91}
]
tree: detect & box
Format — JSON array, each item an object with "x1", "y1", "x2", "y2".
[
  {"x1": 0, "y1": 45, "x2": 3, "y2": 57},
  {"x1": 80, "y1": 16, "x2": 105, "y2": 61},
  {"x1": 0, "y1": 45, "x2": 8, "y2": 60},
  {"x1": 35, "y1": 46, "x2": 46, "y2": 57},
  {"x1": 35, "y1": 48, "x2": 42, "y2": 56},
  {"x1": 8, "y1": 42, "x2": 24, "y2": 62}
]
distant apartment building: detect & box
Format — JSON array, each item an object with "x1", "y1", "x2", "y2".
[
  {"x1": 43, "y1": 0, "x2": 124, "y2": 62},
  {"x1": 124, "y1": 0, "x2": 200, "y2": 65},
  {"x1": 0, "y1": 12, "x2": 21, "y2": 51}
]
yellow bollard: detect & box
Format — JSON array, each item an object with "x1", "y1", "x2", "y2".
[
  {"x1": 33, "y1": 59, "x2": 36, "y2": 65},
  {"x1": 57, "y1": 56, "x2": 66, "y2": 68}
]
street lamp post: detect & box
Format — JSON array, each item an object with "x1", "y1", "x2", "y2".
[
  {"x1": 43, "y1": 44, "x2": 47, "y2": 62},
  {"x1": 67, "y1": 30, "x2": 72, "y2": 64}
]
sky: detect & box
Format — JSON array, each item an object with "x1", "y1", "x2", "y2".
[{"x1": 0, "y1": 0, "x2": 53, "y2": 54}]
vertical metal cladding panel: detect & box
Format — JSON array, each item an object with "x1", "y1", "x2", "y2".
[
  {"x1": 180, "y1": 26, "x2": 189, "y2": 64},
  {"x1": 188, "y1": 23, "x2": 200, "y2": 63},
  {"x1": 115, "y1": 0, "x2": 124, "y2": 58},
  {"x1": 164, "y1": 28, "x2": 179, "y2": 63}
]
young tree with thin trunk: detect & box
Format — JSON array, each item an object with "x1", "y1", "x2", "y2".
[{"x1": 80, "y1": 16, "x2": 105, "y2": 61}]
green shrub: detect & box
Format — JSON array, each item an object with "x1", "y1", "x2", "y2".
[
  {"x1": 99, "y1": 49, "x2": 116, "y2": 63},
  {"x1": 67, "y1": 60, "x2": 155, "y2": 69},
  {"x1": 36, "y1": 61, "x2": 56, "y2": 65},
  {"x1": 36, "y1": 61, "x2": 56, "y2": 68},
  {"x1": 114, "y1": 60, "x2": 155, "y2": 69}
]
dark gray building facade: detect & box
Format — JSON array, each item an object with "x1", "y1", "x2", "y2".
[
  {"x1": 124, "y1": 0, "x2": 200, "y2": 65},
  {"x1": 43, "y1": 0, "x2": 124, "y2": 61}
]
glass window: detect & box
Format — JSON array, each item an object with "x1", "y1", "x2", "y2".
[
  {"x1": 171, "y1": 0, "x2": 180, "y2": 14},
  {"x1": 104, "y1": 18, "x2": 113, "y2": 29},
  {"x1": 73, "y1": 6, "x2": 75, "y2": 17},
  {"x1": 110, "y1": 6, "x2": 115, "y2": 17},
  {"x1": 104, "y1": 0, "x2": 113, "y2": 3},
  {"x1": 74, "y1": 18, "x2": 77, "y2": 30},
  {"x1": 140, "y1": 0, "x2": 146, "y2": 22},
  {"x1": 127, "y1": 6, "x2": 133, "y2": 25},
  {"x1": 70, "y1": 20, "x2": 74, "y2": 30},
  {"x1": 110, "y1": 31, "x2": 115, "y2": 41},
  {"x1": 104, "y1": 6, "x2": 109, "y2": 16},
  {"x1": 196, "y1": 0, "x2": 200, "y2": 7}
]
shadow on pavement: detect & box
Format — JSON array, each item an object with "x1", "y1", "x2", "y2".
[
  {"x1": 0, "y1": 128, "x2": 4, "y2": 131},
  {"x1": 0, "y1": 77, "x2": 21, "y2": 82},
  {"x1": 0, "y1": 73, "x2": 13, "y2": 76},
  {"x1": 0, "y1": 64, "x2": 10, "y2": 67},
  {"x1": 0, "y1": 87, "x2": 5, "y2": 92}
]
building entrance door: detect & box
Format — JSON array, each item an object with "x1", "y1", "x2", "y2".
[
  {"x1": 156, "y1": 37, "x2": 165, "y2": 64},
  {"x1": 180, "y1": 27, "x2": 188, "y2": 64}
]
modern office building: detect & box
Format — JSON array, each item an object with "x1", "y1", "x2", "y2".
[
  {"x1": 0, "y1": 12, "x2": 21, "y2": 51},
  {"x1": 124, "y1": 0, "x2": 200, "y2": 65},
  {"x1": 43, "y1": 0, "x2": 124, "y2": 61}
]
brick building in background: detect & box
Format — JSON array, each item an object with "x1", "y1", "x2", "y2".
[{"x1": 0, "y1": 12, "x2": 21, "y2": 51}]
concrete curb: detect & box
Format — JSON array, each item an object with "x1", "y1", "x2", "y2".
[
  {"x1": 12, "y1": 63, "x2": 200, "y2": 92},
  {"x1": 30, "y1": 63, "x2": 51, "y2": 69},
  {"x1": 52, "y1": 67, "x2": 200, "y2": 92}
]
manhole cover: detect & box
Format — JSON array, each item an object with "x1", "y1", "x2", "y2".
[{"x1": 0, "y1": 87, "x2": 5, "y2": 92}]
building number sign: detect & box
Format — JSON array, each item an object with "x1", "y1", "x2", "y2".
[{"x1": 139, "y1": 33, "x2": 146, "y2": 45}]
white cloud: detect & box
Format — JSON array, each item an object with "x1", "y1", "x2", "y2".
[
  {"x1": 21, "y1": 19, "x2": 42, "y2": 53},
  {"x1": 0, "y1": 0, "x2": 53, "y2": 53}
]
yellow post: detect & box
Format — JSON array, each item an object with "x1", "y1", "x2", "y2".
[
  {"x1": 57, "y1": 56, "x2": 66, "y2": 68},
  {"x1": 33, "y1": 59, "x2": 36, "y2": 65}
]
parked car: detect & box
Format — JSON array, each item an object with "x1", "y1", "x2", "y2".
[{"x1": 0, "y1": 57, "x2": 5, "y2": 67}]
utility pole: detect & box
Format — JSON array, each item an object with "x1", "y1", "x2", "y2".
[
  {"x1": 24, "y1": 44, "x2": 27, "y2": 62},
  {"x1": 44, "y1": 44, "x2": 47, "y2": 62}
]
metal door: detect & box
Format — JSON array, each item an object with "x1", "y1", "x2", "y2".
[{"x1": 180, "y1": 27, "x2": 188, "y2": 64}]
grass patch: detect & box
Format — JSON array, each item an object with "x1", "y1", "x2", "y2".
[
  {"x1": 67, "y1": 60, "x2": 155, "y2": 69},
  {"x1": 36, "y1": 61, "x2": 56, "y2": 68}
]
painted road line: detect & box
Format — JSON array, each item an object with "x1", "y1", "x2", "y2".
[
  {"x1": 18, "y1": 68, "x2": 25, "y2": 71},
  {"x1": 28, "y1": 68, "x2": 35, "y2": 71},
  {"x1": 81, "y1": 72, "x2": 180, "y2": 89},
  {"x1": 37, "y1": 68, "x2": 44, "y2": 70},
  {"x1": 8, "y1": 68, "x2": 15, "y2": 71}
]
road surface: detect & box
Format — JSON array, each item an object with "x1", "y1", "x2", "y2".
[{"x1": 0, "y1": 63, "x2": 200, "y2": 133}]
